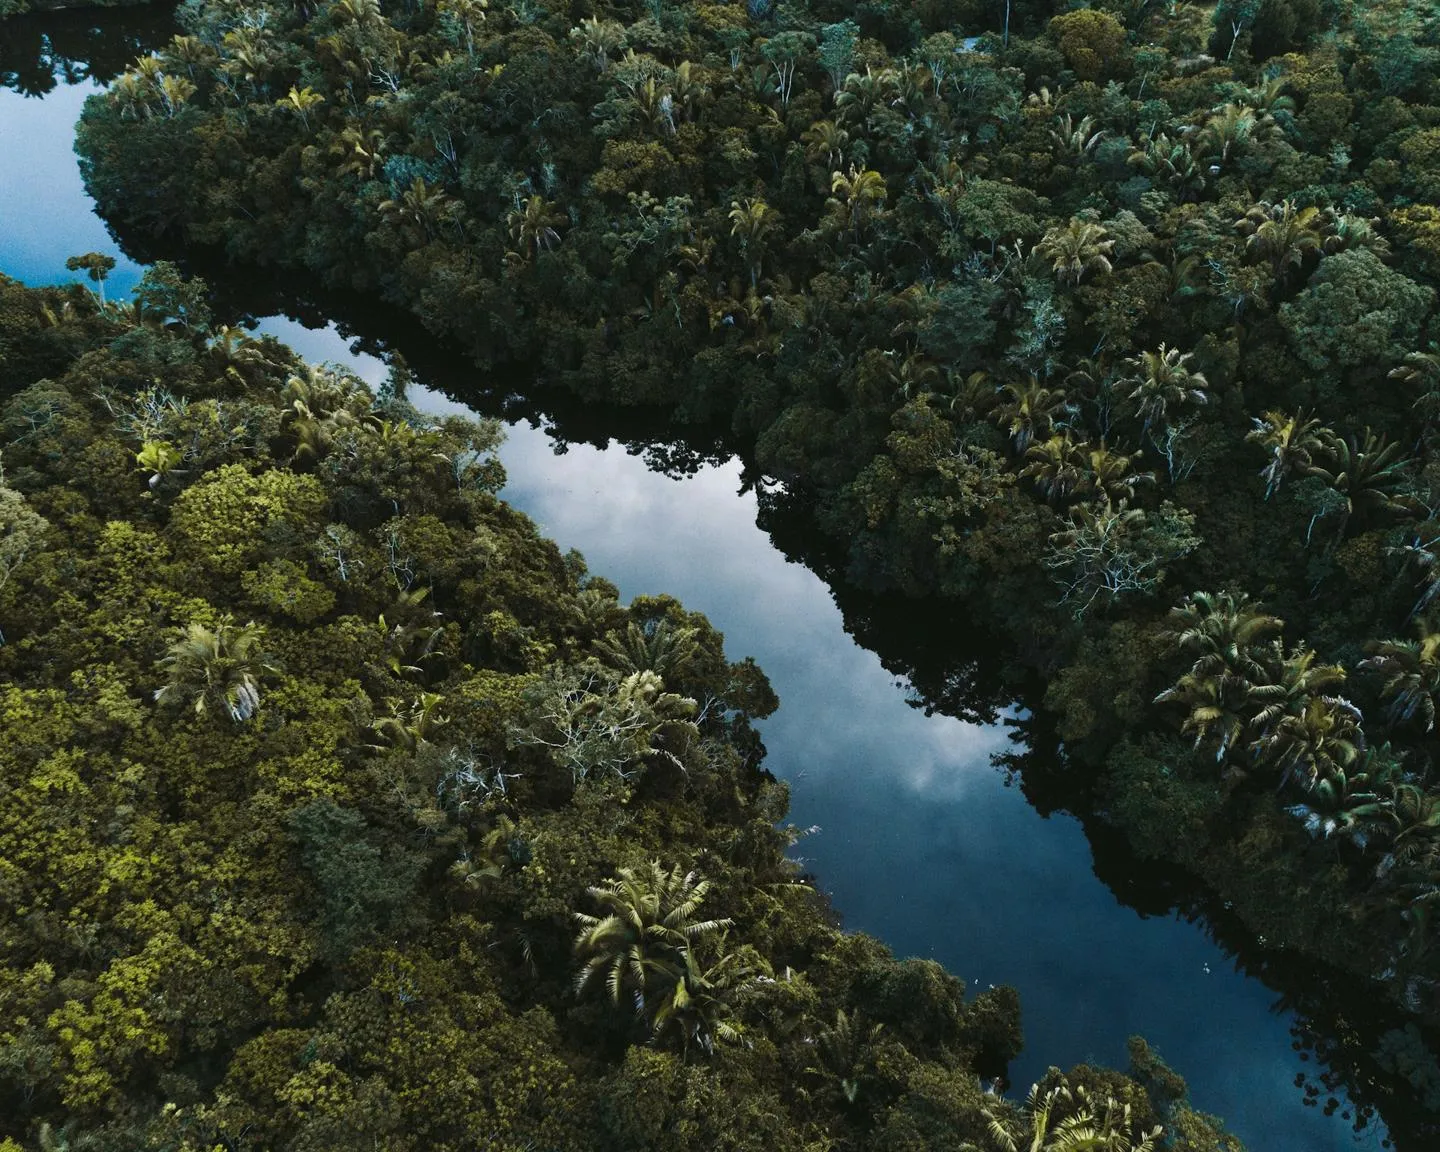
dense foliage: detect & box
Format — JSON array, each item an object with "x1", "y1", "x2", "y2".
[
  {"x1": 0, "y1": 0, "x2": 154, "y2": 19},
  {"x1": 0, "y1": 270, "x2": 1242, "y2": 1149},
  {"x1": 73, "y1": 0, "x2": 1440, "y2": 1048}
]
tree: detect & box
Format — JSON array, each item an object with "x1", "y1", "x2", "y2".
[
  {"x1": 817, "y1": 20, "x2": 859, "y2": 93},
  {"x1": 378, "y1": 177, "x2": 459, "y2": 247},
  {"x1": 728, "y1": 198, "x2": 778, "y2": 289},
  {"x1": 1165, "y1": 590, "x2": 1283, "y2": 686},
  {"x1": 0, "y1": 464, "x2": 49, "y2": 644},
  {"x1": 1021, "y1": 434, "x2": 1087, "y2": 504},
  {"x1": 152, "y1": 615, "x2": 280, "y2": 722},
  {"x1": 569, "y1": 16, "x2": 624, "y2": 71},
  {"x1": 1363, "y1": 624, "x2": 1440, "y2": 732},
  {"x1": 64, "y1": 252, "x2": 116, "y2": 306},
  {"x1": 807, "y1": 1009, "x2": 886, "y2": 1106},
  {"x1": 1287, "y1": 743, "x2": 1403, "y2": 847},
  {"x1": 1118, "y1": 344, "x2": 1208, "y2": 436},
  {"x1": 1301, "y1": 430, "x2": 1414, "y2": 537},
  {"x1": 1044, "y1": 499, "x2": 1200, "y2": 617},
  {"x1": 133, "y1": 260, "x2": 212, "y2": 335},
  {"x1": 802, "y1": 119, "x2": 849, "y2": 170},
  {"x1": 1251, "y1": 693, "x2": 1364, "y2": 791},
  {"x1": 827, "y1": 167, "x2": 887, "y2": 237},
  {"x1": 276, "y1": 84, "x2": 325, "y2": 130},
  {"x1": 1280, "y1": 248, "x2": 1434, "y2": 374},
  {"x1": 573, "y1": 861, "x2": 732, "y2": 1014},
  {"x1": 1037, "y1": 219, "x2": 1114, "y2": 285},
  {"x1": 1247, "y1": 642, "x2": 1348, "y2": 737},
  {"x1": 1236, "y1": 200, "x2": 1323, "y2": 282},
  {"x1": 437, "y1": 0, "x2": 488, "y2": 56},
  {"x1": 1049, "y1": 11, "x2": 1130, "y2": 82},
  {"x1": 1245, "y1": 409, "x2": 1335, "y2": 499},
  {"x1": 996, "y1": 378, "x2": 1071, "y2": 453},
  {"x1": 506, "y1": 195, "x2": 566, "y2": 259},
  {"x1": 966, "y1": 1078, "x2": 1163, "y2": 1152},
  {"x1": 648, "y1": 936, "x2": 761, "y2": 1058},
  {"x1": 1197, "y1": 103, "x2": 1260, "y2": 166}
]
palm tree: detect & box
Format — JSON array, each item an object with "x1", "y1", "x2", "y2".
[
  {"x1": 153, "y1": 616, "x2": 280, "y2": 723},
  {"x1": 1363, "y1": 624, "x2": 1440, "y2": 732},
  {"x1": 1118, "y1": 344, "x2": 1208, "y2": 436},
  {"x1": 368, "y1": 691, "x2": 449, "y2": 753},
  {"x1": 1302, "y1": 430, "x2": 1414, "y2": 537},
  {"x1": 671, "y1": 61, "x2": 710, "y2": 122},
  {"x1": 1155, "y1": 668, "x2": 1263, "y2": 762},
  {"x1": 331, "y1": 126, "x2": 387, "y2": 180},
  {"x1": 596, "y1": 619, "x2": 700, "y2": 680},
  {"x1": 64, "y1": 253, "x2": 117, "y2": 306},
  {"x1": 827, "y1": 166, "x2": 887, "y2": 237},
  {"x1": 437, "y1": 0, "x2": 488, "y2": 55},
  {"x1": 648, "y1": 936, "x2": 761, "y2": 1059},
  {"x1": 506, "y1": 195, "x2": 565, "y2": 258},
  {"x1": 1236, "y1": 200, "x2": 1324, "y2": 281},
  {"x1": 1320, "y1": 210, "x2": 1391, "y2": 258},
  {"x1": 1021, "y1": 434, "x2": 1087, "y2": 504},
  {"x1": 728, "y1": 198, "x2": 778, "y2": 288},
  {"x1": 1390, "y1": 345, "x2": 1440, "y2": 422},
  {"x1": 1037, "y1": 218, "x2": 1114, "y2": 285},
  {"x1": 1288, "y1": 743, "x2": 1404, "y2": 848},
  {"x1": 966, "y1": 1080, "x2": 1163, "y2": 1152},
  {"x1": 1251, "y1": 693, "x2": 1365, "y2": 792},
  {"x1": 573, "y1": 861, "x2": 732, "y2": 1014},
  {"x1": 1127, "y1": 133, "x2": 1206, "y2": 201},
  {"x1": 277, "y1": 84, "x2": 324, "y2": 129},
  {"x1": 937, "y1": 368, "x2": 997, "y2": 420},
  {"x1": 569, "y1": 15, "x2": 625, "y2": 71},
  {"x1": 801, "y1": 119, "x2": 849, "y2": 169},
  {"x1": 378, "y1": 177, "x2": 458, "y2": 246},
  {"x1": 807, "y1": 1009, "x2": 886, "y2": 1106},
  {"x1": 1165, "y1": 590, "x2": 1281, "y2": 679},
  {"x1": 1197, "y1": 102, "x2": 1258, "y2": 167},
  {"x1": 1078, "y1": 442, "x2": 1153, "y2": 503},
  {"x1": 996, "y1": 378, "x2": 1071, "y2": 453},
  {"x1": 1246, "y1": 409, "x2": 1336, "y2": 499},
  {"x1": 834, "y1": 66, "x2": 884, "y2": 125},
  {"x1": 1050, "y1": 112, "x2": 1107, "y2": 160},
  {"x1": 1241, "y1": 75, "x2": 1295, "y2": 117},
  {"x1": 1247, "y1": 642, "x2": 1348, "y2": 734},
  {"x1": 281, "y1": 365, "x2": 378, "y2": 465}
]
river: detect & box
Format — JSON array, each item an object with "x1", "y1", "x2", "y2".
[{"x1": 0, "y1": 8, "x2": 1406, "y2": 1147}]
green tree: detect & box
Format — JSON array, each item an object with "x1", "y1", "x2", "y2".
[
  {"x1": 152, "y1": 614, "x2": 280, "y2": 722},
  {"x1": 573, "y1": 861, "x2": 732, "y2": 1013},
  {"x1": 1246, "y1": 409, "x2": 1335, "y2": 499},
  {"x1": 63, "y1": 253, "x2": 116, "y2": 306},
  {"x1": 1038, "y1": 219, "x2": 1114, "y2": 286},
  {"x1": 1118, "y1": 344, "x2": 1209, "y2": 436},
  {"x1": 1280, "y1": 249, "x2": 1434, "y2": 374}
]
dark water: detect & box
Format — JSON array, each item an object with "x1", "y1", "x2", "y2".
[{"x1": 0, "y1": 11, "x2": 1414, "y2": 1147}]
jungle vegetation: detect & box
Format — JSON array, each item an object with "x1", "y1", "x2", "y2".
[
  {"x1": 71, "y1": 0, "x2": 1440, "y2": 1057},
  {"x1": 0, "y1": 268, "x2": 1249, "y2": 1149}
]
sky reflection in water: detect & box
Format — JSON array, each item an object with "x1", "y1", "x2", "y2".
[
  {"x1": 258, "y1": 320, "x2": 1383, "y2": 1151},
  {"x1": 0, "y1": 69, "x2": 1391, "y2": 1146}
]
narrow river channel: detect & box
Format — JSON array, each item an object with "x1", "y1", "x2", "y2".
[{"x1": 0, "y1": 13, "x2": 1404, "y2": 1147}]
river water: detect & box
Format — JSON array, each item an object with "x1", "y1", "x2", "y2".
[{"x1": 0, "y1": 12, "x2": 1405, "y2": 1147}]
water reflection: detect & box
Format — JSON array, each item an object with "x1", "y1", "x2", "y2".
[
  {"x1": 0, "y1": 21, "x2": 1417, "y2": 1148},
  {"x1": 0, "y1": 80, "x2": 146, "y2": 300},
  {"x1": 256, "y1": 320, "x2": 1394, "y2": 1151}
]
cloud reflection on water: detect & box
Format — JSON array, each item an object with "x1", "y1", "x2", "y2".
[{"x1": 255, "y1": 311, "x2": 1385, "y2": 1152}]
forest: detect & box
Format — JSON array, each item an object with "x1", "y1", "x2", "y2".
[
  {"x1": 0, "y1": 268, "x2": 1245, "y2": 1147},
  {"x1": 69, "y1": 0, "x2": 1440, "y2": 1052}
]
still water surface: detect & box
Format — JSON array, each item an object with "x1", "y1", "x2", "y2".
[{"x1": 0, "y1": 44, "x2": 1394, "y2": 1149}]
